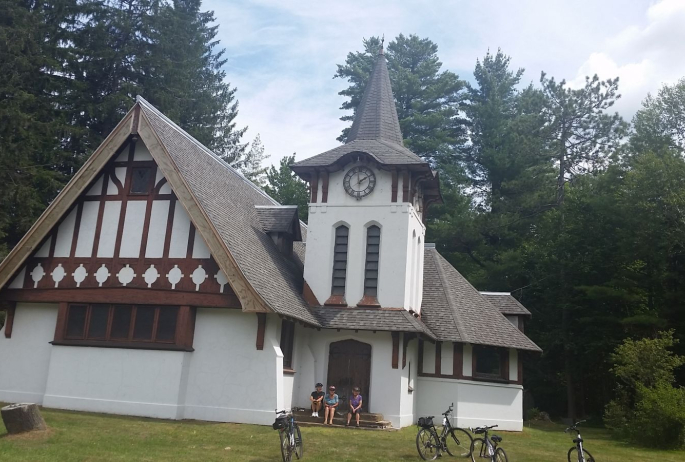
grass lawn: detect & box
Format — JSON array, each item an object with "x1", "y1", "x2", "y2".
[{"x1": 1, "y1": 407, "x2": 683, "y2": 461}]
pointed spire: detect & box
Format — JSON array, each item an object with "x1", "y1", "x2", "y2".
[{"x1": 346, "y1": 45, "x2": 404, "y2": 146}]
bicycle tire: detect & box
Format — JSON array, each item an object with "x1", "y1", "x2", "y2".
[
  {"x1": 470, "y1": 438, "x2": 490, "y2": 460},
  {"x1": 445, "y1": 427, "x2": 473, "y2": 457},
  {"x1": 279, "y1": 428, "x2": 292, "y2": 462},
  {"x1": 494, "y1": 447, "x2": 508, "y2": 462},
  {"x1": 416, "y1": 428, "x2": 441, "y2": 461},
  {"x1": 568, "y1": 447, "x2": 595, "y2": 462},
  {"x1": 293, "y1": 424, "x2": 303, "y2": 459}
]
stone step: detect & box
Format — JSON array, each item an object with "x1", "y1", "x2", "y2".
[
  {"x1": 294, "y1": 414, "x2": 391, "y2": 428},
  {"x1": 297, "y1": 421, "x2": 398, "y2": 431},
  {"x1": 293, "y1": 410, "x2": 385, "y2": 422}
]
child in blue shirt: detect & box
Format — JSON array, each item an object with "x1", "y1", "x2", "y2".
[{"x1": 324, "y1": 385, "x2": 339, "y2": 425}]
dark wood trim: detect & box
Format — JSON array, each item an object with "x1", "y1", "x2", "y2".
[
  {"x1": 109, "y1": 169, "x2": 124, "y2": 195},
  {"x1": 435, "y1": 341, "x2": 442, "y2": 376},
  {"x1": 176, "y1": 305, "x2": 196, "y2": 349},
  {"x1": 321, "y1": 171, "x2": 329, "y2": 203},
  {"x1": 54, "y1": 302, "x2": 68, "y2": 342},
  {"x1": 517, "y1": 351, "x2": 523, "y2": 385},
  {"x1": 69, "y1": 201, "x2": 84, "y2": 258},
  {"x1": 310, "y1": 172, "x2": 319, "y2": 204},
  {"x1": 418, "y1": 338, "x2": 424, "y2": 374},
  {"x1": 502, "y1": 349, "x2": 509, "y2": 381},
  {"x1": 453, "y1": 343, "x2": 464, "y2": 379},
  {"x1": 137, "y1": 191, "x2": 155, "y2": 262},
  {"x1": 302, "y1": 281, "x2": 320, "y2": 306},
  {"x1": 186, "y1": 224, "x2": 196, "y2": 259},
  {"x1": 162, "y1": 197, "x2": 177, "y2": 259},
  {"x1": 3, "y1": 302, "x2": 16, "y2": 338},
  {"x1": 2, "y1": 288, "x2": 240, "y2": 308},
  {"x1": 391, "y1": 169, "x2": 398, "y2": 202},
  {"x1": 402, "y1": 170, "x2": 410, "y2": 202},
  {"x1": 112, "y1": 143, "x2": 136, "y2": 261},
  {"x1": 91, "y1": 172, "x2": 111, "y2": 256},
  {"x1": 256, "y1": 312, "x2": 267, "y2": 350},
  {"x1": 324, "y1": 294, "x2": 347, "y2": 307},
  {"x1": 51, "y1": 340, "x2": 193, "y2": 352},
  {"x1": 402, "y1": 333, "x2": 416, "y2": 369},
  {"x1": 471, "y1": 345, "x2": 510, "y2": 382},
  {"x1": 391, "y1": 331, "x2": 400, "y2": 369}
]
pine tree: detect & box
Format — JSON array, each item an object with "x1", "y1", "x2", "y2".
[
  {"x1": 236, "y1": 134, "x2": 268, "y2": 187},
  {"x1": 264, "y1": 155, "x2": 309, "y2": 223}
]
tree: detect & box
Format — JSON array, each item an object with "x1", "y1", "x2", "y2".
[
  {"x1": 632, "y1": 78, "x2": 685, "y2": 154},
  {"x1": 264, "y1": 155, "x2": 309, "y2": 222},
  {"x1": 235, "y1": 134, "x2": 268, "y2": 187},
  {"x1": 335, "y1": 34, "x2": 467, "y2": 167}
]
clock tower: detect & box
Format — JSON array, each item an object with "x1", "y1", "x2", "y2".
[{"x1": 291, "y1": 47, "x2": 441, "y2": 312}]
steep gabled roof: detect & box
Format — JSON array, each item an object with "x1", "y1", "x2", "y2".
[
  {"x1": 421, "y1": 247, "x2": 540, "y2": 351},
  {"x1": 480, "y1": 292, "x2": 532, "y2": 317},
  {"x1": 309, "y1": 307, "x2": 435, "y2": 338}
]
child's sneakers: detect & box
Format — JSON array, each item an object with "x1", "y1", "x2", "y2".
[
  {"x1": 315, "y1": 412, "x2": 319, "y2": 417},
  {"x1": 311, "y1": 412, "x2": 316, "y2": 417}
]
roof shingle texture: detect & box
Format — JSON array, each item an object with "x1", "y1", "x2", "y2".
[
  {"x1": 480, "y1": 293, "x2": 532, "y2": 316},
  {"x1": 255, "y1": 206, "x2": 299, "y2": 235},
  {"x1": 139, "y1": 100, "x2": 319, "y2": 325},
  {"x1": 421, "y1": 249, "x2": 541, "y2": 351},
  {"x1": 309, "y1": 307, "x2": 435, "y2": 338}
]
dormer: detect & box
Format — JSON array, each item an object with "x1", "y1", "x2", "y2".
[{"x1": 255, "y1": 205, "x2": 302, "y2": 257}]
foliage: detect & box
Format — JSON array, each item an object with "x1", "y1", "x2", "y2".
[
  {"x1": 632, "y1": 78, "x2": 685, "y2": 154},
  {"x1": 628, "y1": 384, "x2": 685, "y2": 449},
  {"x1": 264, "y1": 155, "x2": 310, "y2": 223},
  {"x1": 235, "y1": 134, "x2": 268, "y2": 187}
]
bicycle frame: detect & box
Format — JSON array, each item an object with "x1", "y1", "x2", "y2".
[
  {"x1": 472, "y1": 425, "x2": 499, "y2": 459},
  {"x1": 566, "y1": 420, "x2": 588, "y2": 462}
]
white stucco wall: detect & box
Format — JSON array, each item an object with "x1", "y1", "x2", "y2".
[
  {"x1": 304, "y1": 160, "x2": 425, "y2": 310},
  {"x1": 416, "y1": 377, "x2": 523, "y2": 431},
  {"x1": 182, "y1": 309, "x2": 283, "y2": 425},
  {"x1": 0, "y1": 303, "x2": 58, "y2": 403}
]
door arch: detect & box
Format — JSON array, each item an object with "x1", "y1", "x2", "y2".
[{"x1": 327, "y1": 339, "x2": 372, "y2": 412}]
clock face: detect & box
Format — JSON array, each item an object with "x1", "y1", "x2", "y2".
[{"x1": 343, "y1": 166, "x2": 376, "y2": 200}]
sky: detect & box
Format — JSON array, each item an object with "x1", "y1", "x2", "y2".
[{"x1": 204, "y1": 0, "x2": 685, "y2": 166}]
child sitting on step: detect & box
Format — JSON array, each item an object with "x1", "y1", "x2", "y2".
[
  {"x1": 324, "y1": 385, "x2": 339, "y2": 425},
  {"x1": 310, "y1": 382, "x2": 324, "y2": 417},
  {"x1": 346, "y1": 386, "x2": 363, "y2": 427}
]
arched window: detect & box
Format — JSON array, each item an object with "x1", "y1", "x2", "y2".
[
  {"x1": 363, "y1": 225, "x2": 381, "y2": 297},
  {"x1": 331, "y1": 225, "x2": 349, "y2": 296}
]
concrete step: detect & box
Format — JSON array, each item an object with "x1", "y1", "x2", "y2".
[
  {"x1": 297, "y1": 421, "x2": 398, "y2": 431},
  {"x1": 293, "y1": 410, "x2": 385, "y2": 422}
]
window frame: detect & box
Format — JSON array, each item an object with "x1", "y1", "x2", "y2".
[
  {"x1": 280, "y1": 319, "x2": 296, "y2": 372},
  {"x1": 54, "y1": 303, "x2": 195, "y2": 351},
  {"x1": 129, "y1": 166, "x2": 154, "y2": 195},
  {"x1": 472, "y1": 345, "x2": 509, "y2": 381},
  {"x1": 326, "y1": 225, "x2": 349, "y2": 305}
]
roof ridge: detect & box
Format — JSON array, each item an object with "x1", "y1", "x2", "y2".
[
  {"x1": 136, "y1": 96, "x2": 279, "y2": 206},
  {"x1": 430, "y1": 249, "x2": 470, "y2": 343}
]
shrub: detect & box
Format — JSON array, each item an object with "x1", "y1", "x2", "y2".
[{"x1": 627, "y1": 384, "x2": 685, "y2": 449}]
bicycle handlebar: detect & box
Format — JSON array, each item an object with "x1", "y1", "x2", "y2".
[
  {"x1": 442, "y1": 402, "x2": 454, "y2": 415},
  {"x1": 471, "y1": 424, "x2": 498, "y2": 433},
  {"x1": 564, "y1": 420, "x2": 586, "y2": 433}
]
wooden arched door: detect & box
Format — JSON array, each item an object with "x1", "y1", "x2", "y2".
[{"x1": 326, "y1": 339, "x2": 372, "y2": 412}]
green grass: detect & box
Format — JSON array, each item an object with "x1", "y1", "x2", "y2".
[{"x1": 1, "y1": 407, "x2": 683, "y2": 461}]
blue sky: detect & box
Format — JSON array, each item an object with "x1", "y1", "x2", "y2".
[{"x1": 204, "y1": 0, "x2": 685, "y2": 165}]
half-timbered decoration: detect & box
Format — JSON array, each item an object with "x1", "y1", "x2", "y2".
[{"x1": 0, "y1": 46, "x2": 540, "y2": 431}]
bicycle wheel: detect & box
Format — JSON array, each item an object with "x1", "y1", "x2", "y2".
[
  {"x1": 416, "y1": 428, "x2": 441, "y2": 461},
  {"x1": 445, "y1": 427, "x2": 473, "y2": 457},
  {"x1": 568, "y1": 447, "x2": 595, "y2": 462},
  {"x1": 494, "y1": 447, "x2": 508, "y2": 462},
  {"x1": 279, "y1": 429, "x2": 292, "y2": 462},
  {"x1": 470, "y1": 438, "x2": 490, "y2": 460},
  {"x1": 293, "y1": 424, "x2": 303, "y2": 459}
]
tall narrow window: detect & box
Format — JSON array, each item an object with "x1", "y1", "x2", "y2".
[
  {"x1": 330, "y1": 225, "x2": 349, "y2": 298},
  {"x1": 280, "y1": 320, "x2": 295, "y2": 371},
  {"x1": 363, "y1": 225, "x2": 381, "y2": 299}
]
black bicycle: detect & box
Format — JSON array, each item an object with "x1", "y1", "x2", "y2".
[
  {"x1": 470, "y1": 425, "x2": 507, "y2": 462},
  {"x1": 566, "y1": 420, "x2": 595, "y2": 462},
  {"x1": 273, "y1": 409, "x2": 303, "y2": 462},
  {"x1": 416, "y1": 403, "x2": 473, "y2": 460}
]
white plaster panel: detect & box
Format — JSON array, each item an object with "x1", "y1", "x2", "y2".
[
  {"x1": 44, "y1": 346, "x2": 189, "y2": 420},
  {"x1": 154, "y1": 169, "x2": 172, "y2": 194},
  {"x1": 509, "y1": 349, "x2": 518, "y2": 382},
  {"x1": 86, "y1": 175, "x2": 104, "y2": 195},
  {"x1": 183, "y1": 310, "x2": 284, "y2": 425},
  {"x1": 114, "y1": 146, "x2": 129, "y2": 162},
  {"x1": 283, "y1": 374, "x2": 294, "y2": 411},
  {"x1": 463, "y1": 344, "x2": 473, "y2": 377},
  {"x1": 145, "y1": 200, "x2": 170, "y2": 258},
  {"x1": 75, "y1": 201, "x2": 100, "y2": 257},
  {"x1": 54, "y1": 208, "x2": 77, "y2": 257},
  {"x1": 423, "y1": 341, "x2": 436, "y2": 374},
  {"x1": 192, "y1": 232, "x2": 211, "y2": 259},
  {"x1": 0, "y1": 303, "x2": 58, "y2": 403},
  {"x1": 119, "y1": 201, "x2": 147, "y2": 258},
  {"x1": 134, "y1": 142, "x2": 154, "y2": 160},
  {"x1": 35, "y1": 238, "x2": 51, "y2": 257},
  {"x1": 112, "y1": 167, "x2": 127, "y2": 194},
  {"x1": 441, "y1": 342, "x2": 454, "y2": 376},
  {"x1": 97, "y1": 201, "x2": 121, "y2": 257},
  {"x1": 8, "y1": 267, "x2": 26, "y2": 289},
  {"x1": 169, "y1": 201, "x2": 191, "y2": 258}
]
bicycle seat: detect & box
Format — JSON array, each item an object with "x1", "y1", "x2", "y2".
[{"x1": 491, "y1": 435, "x2": 502, "y2": 443}]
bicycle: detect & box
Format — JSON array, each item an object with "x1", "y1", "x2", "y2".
[
  {"x1": 416, "y1": 403, "x2": 473, "y2": 460},
  {"x1": 273, "y1": 408, "x2": 303, "y2": 462},
  {"x1": 470, "y1": 425, "x2": 507, "y2": 462},
  {"x1": 565, "y1": 420, "x2": 595, "y2": 462}
]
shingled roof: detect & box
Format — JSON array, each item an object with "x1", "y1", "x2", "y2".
[
  {"x1": 255, "y1": 205, "x2": 302, "y2": 239},
  {"x1": 309, "y1": 307, "x2": 435, "y2": 338},
  {"x1": 480, "y1": 292, "x2": 532, "y2": 317},
  {"x1": 420, "y1": 247, "x2": 541, "y2": 351},
  {"x1": 291, "y1": 48, "x2": 425, "y2": 173}
]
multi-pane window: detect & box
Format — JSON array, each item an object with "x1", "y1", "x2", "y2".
[
  {"x1": 473, "y1": 346, "x2": 505, "y2": 379},
  {"x1": 363, "y1": 225, "x2": 381, "y2": 297},
  {"x1": 64, "y1": 303, "x2": 179, "y2": 345},
  {"x1": 130, "y1": 167, "x2": 153, "y2": 194},
  {"x1": 331, "y1": 225, "x2": 349, "y2": 296},
  {"x1": 280, "y1": 320, "x2": 295, "y2": 370}
]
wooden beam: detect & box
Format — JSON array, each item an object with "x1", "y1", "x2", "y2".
[
  {"x1": 1, "y1": 288, "x2": 240, "y2": 308},
  {"x1": 54, "y1": 302, "x2": 68, "y2": 343},
  {"x1": 391, "y1": 331, "x2": 400, "y2": 369},
  {"x1": 435, "y1": 341, "x2": 442, "y2": 376},
  {"x1": 391, "y1": 169, "x2": 398, "y2": 202},
  {"x1": 3, "y1": 302, "x2": 16, "y2": 338},
  {"x1": 418, "y1": 338, "x2": 424, "y2": 374},
  {"x1": 453, "y1": 342, "x2": 464, "y2": 379},
  {"x1": 402, "y1": 332, "x2": 416, "y2": 369},
  {"x1": 402, "y1": 170, "x2": 410, "y2": 202},
  {"x1": 256, "y1": 313, "x2": 266, "y2": 350}
]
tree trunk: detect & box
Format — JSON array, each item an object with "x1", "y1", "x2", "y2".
[{"x1": 1, "y1": 403, "x2": 47, "y2": 434}]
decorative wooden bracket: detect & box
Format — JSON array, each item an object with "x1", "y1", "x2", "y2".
[
  {"x1": 391, "y1": 332, "x2": 400, "y2": 369},
  {"x1": 3, "y1": 302, "x2": 16, "y2": 338},
  {"x1": 256, "y1": 313, "x2": 266, "y2": 350},
  {"x1": 402, "y1": 333, "x2": 417, "y2": 369}
]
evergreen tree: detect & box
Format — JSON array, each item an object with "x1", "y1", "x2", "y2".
[
  {"x1": 236, "y1": 134, "x2": 268, "y2": 187},
  {"x1": 264, "y1": 155, "x2": 309, "y2": 223},
  {"x1": 335, "y1": 34, "x2": 467, "y2": 167},
  {"x1": 632, "y1": 78, "x2": 685, "y2": 154}
]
